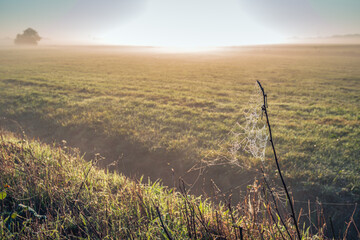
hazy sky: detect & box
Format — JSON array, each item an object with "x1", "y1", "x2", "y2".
[{"x1": 1, "y1": 0, "x2": 359, "y2": 46}]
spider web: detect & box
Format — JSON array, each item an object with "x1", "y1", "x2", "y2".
[{"x1": 205, "y1": 83, "x2": 269, "y2": 168}]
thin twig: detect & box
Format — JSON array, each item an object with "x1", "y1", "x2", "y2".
[
  {"x1": 75, "y1": 154, "x2": 100, "y2": 200},
  {"x1": 66, "y1": 198, "x2": 102, "y2": 239},
  {"x1": 239, "y1": 226, "x2": 243, "y2": 240},
  {"x1": 262, "y1": 187, "x2": 286, "y2": 240},
  {"x1": 308, "y1": 200, "x2": 313, "y2": 236},
  {"x1": 155, "y1": 205, "x2": 173, "y2": 240},
  {"x1": 329, "y1": 217, "x2": 336, "y2": 239},
  {"x1": 261, "y1": 168, "x2": 292, "y2": 239},
  {"x1": 343, "y1": 203, "x2": 357, "y2": 240},
  {"x1": 256, "y1": 80, "x2": 301, "y2": 240},
  {"x1": 179, "y1": 178, "x2": 193, "y2": 239},
  {"x1": 227, "y1": 202, "x2": 239, "y2": 240}
]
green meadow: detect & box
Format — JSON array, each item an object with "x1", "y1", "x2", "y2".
[
  {"x1": 1, "y1": 132, "x2": 319, "y2": 239},
  {"x1": 0, "y1": 44, "x2": 359, "y2": 205}
]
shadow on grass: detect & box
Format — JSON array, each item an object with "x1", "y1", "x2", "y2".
[{"x1": 1, "y1": 111, "x2": 359, "y2": 238}]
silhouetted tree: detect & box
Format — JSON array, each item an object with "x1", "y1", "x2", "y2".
[{"x1": 14, "y1": 28, "x2": 41, "y2": 45}]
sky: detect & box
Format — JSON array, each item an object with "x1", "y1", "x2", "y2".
[{"x1": 0, "y1": 0, "x2": 360, "y2": 47}]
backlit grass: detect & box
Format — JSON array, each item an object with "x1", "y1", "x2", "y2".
[
  {"x1": 1, "y1": 132, "x2": 317, "y2": 239},
  {"x1": 0, "y1": 45, "x2": 359, "y2": 201}
]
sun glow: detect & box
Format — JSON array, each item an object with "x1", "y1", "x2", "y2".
[
  {"x1": 154, "y1": 46, "x2": 221, "y2": 53},
  {"x1": 101, "y1": 33, "x2": 288, "y2": 52},
  {"x1": 98, "y1": 0, "x2": 289, "y2": 49}
]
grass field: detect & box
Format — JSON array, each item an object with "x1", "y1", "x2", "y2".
[
  {"x1": 0, "y1": 45, "x2": 359, "y2": 208},
  {"x1": 2, "y1": 132, "x2": 325, "y2": 239}
]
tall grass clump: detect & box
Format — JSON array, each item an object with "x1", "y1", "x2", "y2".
[{"x1": 0, "y1": 129, "x2": 329, "y2": 239}]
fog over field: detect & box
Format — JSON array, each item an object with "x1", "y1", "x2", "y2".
[
  {"x1": 1, "y1": 45, "x2": 359, "y2": 197},
  {"x1": 1, "y1": 1, "x2": 360, "y2": 238}
]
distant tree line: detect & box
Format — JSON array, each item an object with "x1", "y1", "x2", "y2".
[{"x1": 14, "y1": 28, "x2": 41, "y2": 45}]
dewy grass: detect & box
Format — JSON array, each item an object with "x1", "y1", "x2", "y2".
[
  {"x1": 0, "y1": 45, "x2": 359, "y2": 236},
  {"x1": 0, "y1": 131, "x2": 326, "y2": 239},
  {"x1": 0, "y1": 46, "x2": 358, "y2": 198}
]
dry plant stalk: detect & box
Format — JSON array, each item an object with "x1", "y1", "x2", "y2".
[{"x1": 256, "y1": 80, "x2": 301, "y2": 239}]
